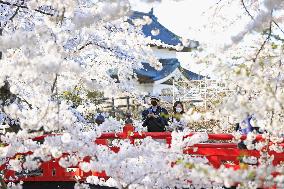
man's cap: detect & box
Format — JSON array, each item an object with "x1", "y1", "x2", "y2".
[{"x1": 150, "y1": 95, "x2": 160, "y2": 101}]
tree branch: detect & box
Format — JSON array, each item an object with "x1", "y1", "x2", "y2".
[
  {"x1": 240, "y1": 1, "x2": 273, "y2": 62},
  {"x1": 272, "y1": 20, "x2": 284, "y2": 35},
  {"x1": 59, "y1": 7, "x2": 65, "y2": 26},
  {"x1": 253, "y1": 20, "x2": 272, "y2": 62},
  {"x1": 34, "y1": 8, "x2": 55, "y2": 16},
  {"x1": 0, "y1": 0, "x2": 26, "y2": 8},
  {"x1": 0, "y1": 0, "x2": 55, "y2": 16},
  {"x1": 77, "y1": 41, "x2": 135, "y2": 62},
  {"x1": 241, "y1": 0, "x2": 284, "y2": 35},
  {"x1": 274, "y1": 60, "x2": 282, "y2": 93},
  {"x1": 216, "y1": 0, "x2": 223, "y2": 5},
  {"x1": 241, "y1": 0, "x2": 254, "y2": 20},
  {"x1": 19, "y1": 97, "x2": 32, "y2": 109},
  {"x1": 0, "y1": 29, "x2": 2, "y2": 59},
  {"x1": 51, "y1": 74, "x2": 58, "y2": 93},
  {"x1": 0, "y1": 0, "x2": 22, "y2": 59},
  {"x1": 78, "y1": 42, "x2": 92, "y2": 51},
  {"x1": 9, "y1": 6, "x2": 20, "y2": 21},
  {"x1": 241, "y1": 2, "x2": 284, "y2": 61}
]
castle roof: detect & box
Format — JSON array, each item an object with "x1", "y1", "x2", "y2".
[
  {"x1": 130, "y1": 9, "x2": 198, "y2": 51},
  {"x1": 135, "y1": 58, "x2": 204, "y2": 83}
]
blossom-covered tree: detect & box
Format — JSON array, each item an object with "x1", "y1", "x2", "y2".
[
  {"x1": 0, "y1": 0, "x2": 284, "y2": 189},
  {"x1": 0, "y1": 0, "x2": 164, "y2": 130},
  {"x1": 183, "y1": 1, "x2": 284, "y2": 187},
  {"x1": 189, "y1": 0, "x2": 284, "y2": 138}
]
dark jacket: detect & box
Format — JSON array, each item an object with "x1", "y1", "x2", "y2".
[
  {"x1": 235, "y1": 115, "x2": 262, "y2": 149},
  {"x1": 235, "y1": 115, "x2": 261, "y2": 134},
  {"x1": 142, "y1": 106, "x2": 169, "y2": 132}
]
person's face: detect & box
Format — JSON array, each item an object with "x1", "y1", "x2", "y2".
[
  {"x1": 150, "y1": 99, "x2": 158, "y2": 106},
  {"x1": 176, "y1": 104, "x2": 182, "y2": 109},
  {"x1": 175, "y1": 103, "x2": 183, "y2": 113}
]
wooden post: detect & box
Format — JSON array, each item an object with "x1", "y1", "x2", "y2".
[
  {"x1": 166, "y1": 137, "x2": 172, "y2": 147},
  {"x1": 123, "y1": 123, "x2": 135, "y2": 144},
  {"x1": 206, "y1": 156, "x2": 221, "y2": 168},
  {"x1": 111, "y1": 97, "x2": 115, "y2": 118},
  {"x1": 126, "y1": 96, "x2": 130, "y2": 110}
]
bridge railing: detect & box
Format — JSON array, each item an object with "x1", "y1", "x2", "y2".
[{"x1": 1, "y1": 124, "x2": 284, "y2": 185}]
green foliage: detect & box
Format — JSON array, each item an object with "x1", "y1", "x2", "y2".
[
  {"x1": 271, "y1": 42, "x2": 278, "y2": 49},
  {"x1": 247, "y1": 170, "x2": 256, "y2": 180},
  {"x1": 176, "y1": 158, "x2": 195, "y2": 169},
  {"x1": 61, "y1": 85, "x2": 104, "y2": 107},
  {"x1": 234, "y1": 64, "x2": 251, "y2": 77},
  {"x1": 61, "y1": 90, "x2": 83, "y2": 107},
  {"x1": 259, "y1": 59, "x2": 265, "y2": 68},
  {"x1": 86, "y1": 91, "x2": 104, "y2": 102}
]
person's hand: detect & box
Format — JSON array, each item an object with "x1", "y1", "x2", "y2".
[
  {"x1": 148, "y1": 113, "x2": 154, "y2": 118},
  {"x1": 167, "y1": 127, "x2": 173, "y2": 132},
  {"x1": 148, "y1": 113, "x2": 158, "y2": 118}
]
